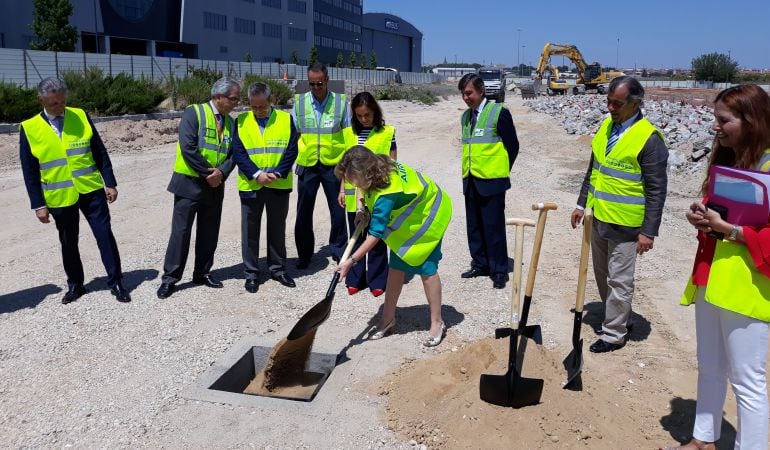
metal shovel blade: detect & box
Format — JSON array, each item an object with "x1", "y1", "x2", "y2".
[
  {"x1": 287, "y1": 272, "x2": 340, "y2": 341},
  {"x1": 480, "y1": 328, "x2": 543, "y2": 408},
  {"x1": 562, "y1": 338, "x2": 583, "y2": 391},
  {"x1": 494, "y1": 325, "x2": 541, "y2": 345}
]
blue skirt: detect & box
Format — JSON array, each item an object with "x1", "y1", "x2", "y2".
[{"x1": 388, "y1": 239, "x2": 443, "y2": 276}]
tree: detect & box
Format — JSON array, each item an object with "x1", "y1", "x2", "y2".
[
  {"x1": 359, "y1": 53, "x2": 368, "y2": 69},
  {"x1": 335, "y1": 52, "x2": 344, "y2": 68},
  {"x1": 348, "y1": 51, "x2": 357, "y2": 68},
  {"x1": 691, "y1": 52, "x2": 738, "y2": 83},
  {"x1": 244, "y1": 52, "x2": 252, "y2": 62},
  {"x1": 29, "y1": 0, "x2": 78, "y2": 51},
  {"x1": 641, "y1": 68, "x2": 648, "y2": 78},
  {"x1": 308, "y1": 46, "x2": 318, "y2": 66},
  {"x1": 291, "y1": 50, "x2": 299, "y2": 65},
  {"x1": 369, "y1": 51, "x2": 377, "y2": 69}
]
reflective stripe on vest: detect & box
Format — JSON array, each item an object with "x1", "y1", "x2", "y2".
[
  {"x1": 365, "y1": 162, "x2": 452, "y2": 266},
  {"x1": 342, "y1": 125, "x2": 395, "y2": 212},
  {"x1": 21, "y1": 107, "x2": 103, "y2": 208},
  {"x1": 294, "y1": 92, "x2": 347, "y2": 166},
  {"x1": 586, "y1": 117, "x2": 662, "y2": 227},
  {"x1": 173, "y1": 103, "x2": 233, "y2": 177},
  {"x1": 461, "y1": 102, "x2": 509, "y2": 179},
  {"x1": 236, "y1": 109, "x2": 293, "y2": 191}
]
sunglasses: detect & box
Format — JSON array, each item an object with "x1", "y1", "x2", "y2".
[{"x1": 308, "y1": 82, "x2": 325, "y2": 87}]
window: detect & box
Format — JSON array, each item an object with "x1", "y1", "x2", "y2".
[
  {"x1": 108, "y1": 0, "x2": 154, "y2": 21},
  {"x1": 234, "y1": 17, "x2": 256, "y2": 35},
  {"x1": 321, "y1": 36, "x2": 332, "y2": 48},
  {"x1": 353, "y1": 5, "x2": 361, "y2": 14},
  {"x1": 241, "y1": 0, "x2": 255, "y2": 2},
  {"x1": 262, "y1": 22, "x2": 281, "y2": 38},
  {"x1": 288, "y1": 27, "x2": 306, "y2": 41},
  {"x1": 353, "y1": 24, "x2": 361, "y2": 33},
  {"x1": 203, "y1": 12, "x2": 227, "y2": 31},
  {"x1": 314, "y1": 36, "x2": 321, "y2": 45},
  {"x1": 320, "y1": 14, "x2": 332, "y2": 26},
  {"x1": 333, "y1": 18, "x2": 343, "y2": 29},
  {"x1": 288, "y1": 0, "x2": 306, "y2": 13},
  {"x1": 262, "y1": 0, "x2": 281, "y2": 8}
]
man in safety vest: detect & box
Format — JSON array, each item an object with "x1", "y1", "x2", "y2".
[
  {"x1": 457, "y1": 73, "x2": 520, "y2": 290},
  {"x1": 19, "y1": 77, "x2": 130, "y2": 304},
  {"x1": 292, "y1": 63, "x2": 350, "y2": 269},
  {"x1": 231, "y1": 82, "x2": 299, "y2": 293},
  {"x1": 570, "y1": 76, "x2": 669, "y2": 353},
  {"x1": 157, "y1": 77, "x2": 241, "y2": 299}
]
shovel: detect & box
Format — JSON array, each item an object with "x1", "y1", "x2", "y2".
[
  {"x1": 518, "y1": 202, "x2": 558, "y2": 345},
  {"x1": 563, "y1": 207, "x2": 593, "y2": 391},
  {"x1": 480, "y1": 218, "x2": 544, "y2": 408}
]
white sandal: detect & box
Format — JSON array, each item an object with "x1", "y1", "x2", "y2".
[
  {"x1": 423, "y1": 322, "x2": 446, "y2": 347},
  {"x1": 368, "y1": 319, "x2": 395, "y2": 340}
]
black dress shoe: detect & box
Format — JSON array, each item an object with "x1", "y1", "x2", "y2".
[
  {"x1": 157, "y1": 282, "x2": 175, "y2": 299},
  {"x1": 492, "y1": 274, "x2": 507, "y2": 289},
  {"x1": 271, "y1": 273, "x2": 296, "y2": 288},
  {"x1": 296, "y1": 258, "x2": 310, "y2": 270},
  {"x1": 62, "y1": 285, "x2": 86, "y2": 304},
  {"x1": 461, "y1": 267, "x2": 490, "y2": 278},
  {"x1": 589, "y1": 339, "x2": 625, "y2": 353},
  {"x1": 244, "y1": 279, "x2": 259, "y2": 293},
  {"x1": 110, "y1": 283, "x2": 131, "y2": 302},
  {"x1": 192, "y1": 275, "x2": 224, "y2": 288}
]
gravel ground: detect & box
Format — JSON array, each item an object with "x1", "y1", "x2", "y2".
[{"x1": 0, "y1": 92, "x2": 750, "y2": 448}]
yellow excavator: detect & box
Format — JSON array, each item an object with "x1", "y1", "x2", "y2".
[{"x1": 521, "y1": 42, "x2": 624, "y2": 97}]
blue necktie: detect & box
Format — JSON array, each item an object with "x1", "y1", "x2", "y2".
[
  {"x1": 51, "y1": 115, "x2": 63, "y2": 138},
  {"x1": 606, "y1": 123, "x2": 621, "y2": 154},
  {"x1": 470, "y1": 109, "x2": 478, "y2": 129}
]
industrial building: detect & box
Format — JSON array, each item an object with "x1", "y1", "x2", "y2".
[{"x1": 0, "y1": 0, "x2": 422, "y2": 71}]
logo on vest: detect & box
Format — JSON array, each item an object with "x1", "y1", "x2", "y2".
[
  {"x1": 474, "y1": 129, "x2": 485, "y2": 137},
  {"x1": 395, "y1": 162, "x2": 408, "y2": 182},
  {"x1": 323, "y1": 118, "x2": 334, "y2": 128}
]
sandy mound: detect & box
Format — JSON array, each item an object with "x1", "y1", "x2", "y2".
[{"x1": 378, "y1": 337, "x2": 688, "y2": 449}]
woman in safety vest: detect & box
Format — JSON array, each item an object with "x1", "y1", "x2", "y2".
[
  {"x1": 677, "y1": 84, "x2": 770, "y2": 450},
  {"x1": 336, "y1": 146, "x2": 452, "y2": 347},
  {"x1": 338, "y1": 92, "x2": 397, "y2": 298}
]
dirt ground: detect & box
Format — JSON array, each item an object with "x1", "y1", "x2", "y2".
[{"x1": 0, "y1": 91, "x2": 755, "y2": 448}]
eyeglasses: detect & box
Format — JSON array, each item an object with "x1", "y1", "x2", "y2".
[
  {"x1": 308, "y1": 82, "x2": 325, "y2": 87},
  {"x1": 226, "y1": 96, "x2": 240, "y2": 103}
]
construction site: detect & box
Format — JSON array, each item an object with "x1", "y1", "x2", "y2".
[{"x1": 2, "y1": 57, "x2": 761, "y2": 446}]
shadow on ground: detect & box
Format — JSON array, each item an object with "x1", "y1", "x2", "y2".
[
  {"x1": 0, "y1": 284, "x2": 62, "y2": 314},
  {"x1": 581, "y1": 300, "x2": 652, "y2": 342},
  {"x1": 660, "y1": 397, "x2": 736, "y2": 449}
]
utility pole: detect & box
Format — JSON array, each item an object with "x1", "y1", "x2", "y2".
[
  {"x1": 616, "y1": 38, "x2": 620, "y2": 69},
  {"x1": 517, "y1": 28, "x2": 521, "y2": 77},
  {"x1": 93, "y1": 0, "x2": 99, "y2": 53}
]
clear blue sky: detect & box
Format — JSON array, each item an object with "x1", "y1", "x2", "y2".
[{"x1": 364, "y1": 0, "x2": 770, "y2": 70}]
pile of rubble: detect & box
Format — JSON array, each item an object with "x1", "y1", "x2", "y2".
[{"x1": 523, "y1": 95, "x2": 716, "y2": 171}]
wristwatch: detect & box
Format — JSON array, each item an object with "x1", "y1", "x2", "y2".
[{"x1": 727, "y1": 224, "x2": 740, "y2": 241}]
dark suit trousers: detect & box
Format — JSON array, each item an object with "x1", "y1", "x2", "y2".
[
  {"x1": 241, "y1": 189, "x2": 290, "y2": 280},
  {"x1": 345, "y1": 211, "x2": 388, "y2": 291},
  {"x1": 161, "y1": 191, "x2": 223, "y2": 284},
  {"x1": 294, "y1": 164, "x2": 347, "y2": 261},
  {"x1": 49, "y1": 189, "x2": 122, "y2": 290},
  {"x1": 464, "y1": 181, "x2": 509, "y2": 277}
]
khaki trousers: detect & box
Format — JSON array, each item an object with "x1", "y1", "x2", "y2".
[{"x1": 590, "y1": 231, "x2": 637, "y2": 344}]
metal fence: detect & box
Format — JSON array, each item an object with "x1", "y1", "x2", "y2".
[{"x1": 0, "y1": 48, "x2": 443, "y2": 89}]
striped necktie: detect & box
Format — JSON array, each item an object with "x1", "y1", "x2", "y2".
[{"x1": 606, "y1": 123, "x2": 622, "y2": 154}]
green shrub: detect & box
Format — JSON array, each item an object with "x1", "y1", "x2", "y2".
[
  {"x1": 374, "y1": 85, "x2": 438, "y2": 105},
  {"x1": 62, "y1": 67, "x2": 111, "y2": 113},
  {"x1": 167, "y1": 75, "x2": 211, "y2": 109},
  {"x1": 241, "y1": 74, "x2": 293, "y2": 106},
  {"x1": 0, "y1": 82, "x2": 39, "y2": 123},
  {"x1": 105, "y1": 74, "x2": 165, "y2": 115}
]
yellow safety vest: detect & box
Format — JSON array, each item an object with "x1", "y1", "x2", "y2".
[
  {"x1": 587, "y1": 117, "x2": 663, "y2": 227},
  {"x1": 236, "y1": 109, "x2": 293, "y2": 191},
  {"x1": 681, "y1": 150, "x2": 770, "y2": 321},
  {"x1": 294, "y1": 92, "x2": 347, "y2": 167},
  {"x1": 461, "y1": 102, "x2": 509, "y2": 179},
  {"x1": 21, "y1": 107, "x2": 104, "y2": 208},
  {"x1": 342, "y1": 125, "x2": 395, "y2": 212},
  {"x1": 365, "y1": 161, "x2": 452, "y2": 266},
  {"x1": 174, "y1": 103, "x2": 233, "y2": 177}
]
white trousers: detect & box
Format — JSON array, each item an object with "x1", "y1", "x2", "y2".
[{"x1": 694, "y1": 287, "x2": 769, "y2": 449}]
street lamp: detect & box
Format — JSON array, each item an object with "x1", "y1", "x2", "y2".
[
  {"x1": 521, "y1": 45, "x2": 526, "y2": 75},
  {"x1": 616, "y1": 37, "x2": 620, "y2": 69},
  {"x1": 517, "y1": 28, "x2": 521, "y2": 76},
  {"x1": 280, "y1": 21, "x2": 293, "y2": 65}
]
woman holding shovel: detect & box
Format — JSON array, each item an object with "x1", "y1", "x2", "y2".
[
  {"x1": 335, "y1": 146, "x2": 452, "y2": 347},
  {"x1": 676, "y1": 84, "x2": 770, "y2": 450}
]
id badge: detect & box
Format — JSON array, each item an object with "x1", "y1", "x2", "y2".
[
  {"x1": 474, "y1": 129, "x2": 485, "y2": 137},
  {"x1": 323, "y1": 118, "x2": 334, "y2": 128}
]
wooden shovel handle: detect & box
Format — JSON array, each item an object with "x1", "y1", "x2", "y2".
[
  {"x1": 340, "y1": 219, "x2": 366, "y2": 264},
  {"x1": 505, "y1": 218, "x2": 536, "y2": 227},
  {"x1": 575, "y1": 208, "x2": 593, "y2": 313},
  {"x1": 525, "y1": 202, "x2": 558, "y2": 296},
  {"x1": 510, "y1": 221, "x2": 527, "y2": 331}
]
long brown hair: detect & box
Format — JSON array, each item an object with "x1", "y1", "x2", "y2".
[
  {"x1": 335, "y1": 146, "x2": 395, "y2": 191},
  {"x1": 701, "y1": 84, "x2": 770, "y2": 194}
]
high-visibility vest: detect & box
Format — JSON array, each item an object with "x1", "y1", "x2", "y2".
[
  {"x1": 342, "y1": 125, "x2": 395, "y2": 212},
  {"x1": 293, "y1": 92, "x2": 347, "y2": 166},
  {"x1": 21, "y1": 107, "x2": 104, "y2": 208},
  {"x1": 365, "y1": 161, "x2": 452, "y2": 266},
  {"x1": 587, "y1": 117, "x2": 663, "y2": 227},
  {"x1": 174, "y1": 103, "x2": 233, "y2": 177},
  {"x1": 461, "y1": 102, "x2": 509, "y2": 179},
  {"x1": 681, "y1": 151, "x2": 770, "y2": 322},
  {"x1": 236, "y1": 109, "x2": 293, "y2": 191}
]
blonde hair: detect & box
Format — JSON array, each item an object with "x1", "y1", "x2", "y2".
[{"x1": 335, "y1": 146, "x2": 395, "y2": 191}]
